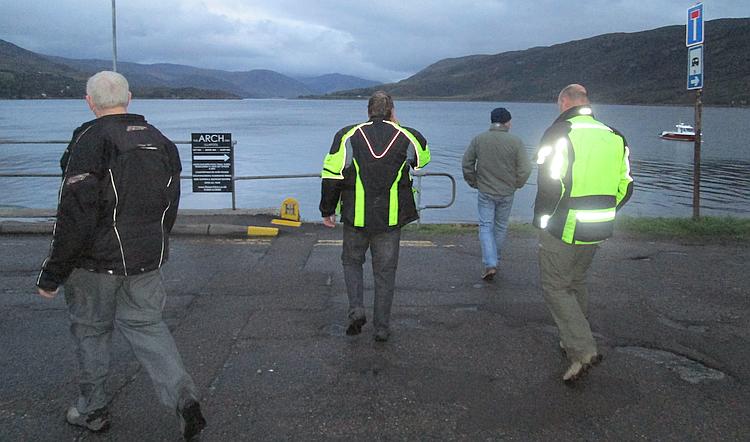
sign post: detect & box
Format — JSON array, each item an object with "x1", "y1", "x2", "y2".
[
  {"x1": 686, "y1": 3, "x2": 704, "y2": 220},
  {"x1": 191, "y1": 133, "x2": 235, "y2": 206}
]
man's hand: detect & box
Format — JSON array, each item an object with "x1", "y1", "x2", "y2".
[
  {"x1": 37, "y1": 287, "x2": 59, "y2": 299},
  {"x1": 322, "y1": 215, "x2": 336, "y2": 228}
]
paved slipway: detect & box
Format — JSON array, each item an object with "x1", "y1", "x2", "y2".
[{"x1": 1, "y1": 212, "x2": 749, "y2": 441}]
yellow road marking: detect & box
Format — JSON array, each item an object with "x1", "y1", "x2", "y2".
[
  {"x1": 247, "y1": 226, "x2": 279, "y2": 236},
  {"x1": 315, "y1": 239, "x2": 437, "y2": 247}
]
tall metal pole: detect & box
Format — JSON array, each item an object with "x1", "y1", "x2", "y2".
[
  {"x1": 111, "y1": 0, "x2": 118, "y2": 72},
  {"x1": 692, "y1": 89, "x2": 702, "y2": 220}
]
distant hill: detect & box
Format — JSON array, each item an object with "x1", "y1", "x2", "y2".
[
  {"x1": 46, "y1": 57, "x2": 313, "y2": 98},
  {"x1": 49, "y1": 58, "x2": 380, "y2": 98},
  {"x1": 328, "y1": 18, "x2": 750, "y2": 106},
  {"x1": 0, "y1": 39, "x2": 380, "y2": 99},
  {"x1": 297, "y1": 73, "x2": 380, "y2": 94},
  {"x1": 0, "y1": 40, "x2": 238, "y2": 99},
  {"x1": 0, "y1": 39, "x2": 87, "y2": 98}
]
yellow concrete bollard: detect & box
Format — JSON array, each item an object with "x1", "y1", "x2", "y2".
[
  {"x1": 272, "y1": 197, "x2": 302, "y2": 227},
  {"x1": 247, "y1": 226, "x2": 279, "y2": 237}
]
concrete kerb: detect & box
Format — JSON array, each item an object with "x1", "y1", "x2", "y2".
[
  {"x1": 0, "y1": 208, "x2": 283, "y2": 237},
  {"x1": 0, "y1": 221, "x2": 56, "y2": 235},
  {"x1": 0, "y1": 208, "x2": 278, "y2": 218},
  {"x1": 0, "y1": 221, "x2": 281, "y2": 237}
]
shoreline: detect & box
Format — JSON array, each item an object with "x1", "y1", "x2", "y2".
[
  {"x1": 2, "y1": 208, "x2": 748, "y2": 241},
  {"x1": 1, "y1": 97, "x2": 748, "y2": 109}
]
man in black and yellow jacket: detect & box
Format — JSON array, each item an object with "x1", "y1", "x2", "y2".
[
  {"x1": 533, "y1": 84, "x2": 633, "y2": 383},
  {"x1": 320, "y1": 91, "x2": 430, "y2": 342}
]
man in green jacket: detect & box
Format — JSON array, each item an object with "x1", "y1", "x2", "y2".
[
  {"x1": 533, "y1": 84, "x2": 633, "y2": 383},
  {"x1": 320, "y1": 91, "x2": 430, "y2": 342},
  {"x1": 462, "y1": 107, "x2": 531, "y2": 281}
]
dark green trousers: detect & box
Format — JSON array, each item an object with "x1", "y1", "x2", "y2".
[{"x1": 538, "y1": 230, "x2": 599, "y2": 363}]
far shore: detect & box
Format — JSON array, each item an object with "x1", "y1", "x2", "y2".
[{"x1": 1, "y1": 96, "x2": 748, "y2": 108}]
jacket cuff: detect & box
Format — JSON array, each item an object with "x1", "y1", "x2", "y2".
[{"x1": 36, "y1": 272, "x2": 60, "y2": 292}]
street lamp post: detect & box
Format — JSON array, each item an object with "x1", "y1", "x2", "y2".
[{"x1": 111, "y1": 0, "x2": 118, "y2": 72}]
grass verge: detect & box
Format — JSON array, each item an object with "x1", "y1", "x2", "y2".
[
  {"x1": 402, "y1": 223, "x2": 476, "y2": 235},
  {"x1": 615, "y1": 216, "x2": 750, "y2": 240},
  {"x1": 403, "y1": 222, "x2": 536, "y2": 235},
  {"x1": 407, "y1": 217, "x2": 750, "y2": 241}
]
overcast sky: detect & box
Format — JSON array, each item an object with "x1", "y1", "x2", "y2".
[{"x1": 1, "y1": 0, "x2": 747, "y2": 82}]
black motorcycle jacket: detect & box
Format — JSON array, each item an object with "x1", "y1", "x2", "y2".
[{"x1": 37, "y1": 113, "x2": 182, "y2": 290}]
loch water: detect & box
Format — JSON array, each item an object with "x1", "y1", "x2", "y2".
[{"x1": 1, "y1": 99, "x2": 748, "y2": 222}]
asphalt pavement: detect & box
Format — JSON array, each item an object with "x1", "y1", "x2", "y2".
[{"x1": 1, "y1": 212, "x2": 749, "y2": 441}]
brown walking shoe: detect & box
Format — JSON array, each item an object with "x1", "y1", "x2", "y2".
[
  {"x1": 562, "y1": 353, "x2": 603, "y2": 384},
  {"x1": 482, "y1": 267, "x2": 497, "y2": 281}
]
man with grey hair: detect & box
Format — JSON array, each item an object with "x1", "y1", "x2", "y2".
[
  {"x1": 37, "y1": 71, "x2": 206, "y2": 440},
  {"x1": 533, "y1": 84, "x2": 633, "y2": 383},
  {"x1": 320, "y1": 91, "x2": 431, "y2": 342}
]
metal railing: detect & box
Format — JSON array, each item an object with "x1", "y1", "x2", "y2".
[
  {"x1": 413, "y1": 171, "x2": 456, "y2": 210},
  {"x1": 0, "y1": 140, "x2": 456, "y2": 215}
]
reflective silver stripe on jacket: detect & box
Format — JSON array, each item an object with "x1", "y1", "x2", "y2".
[
  {"x1": 159, "y1": 176, "x2": 172, "y2": 267},
  {"x1": 37, "y1": 125, "x2": 94, "y2": 286},
  {"x1": 109, "y1": 169, "x2": 128, "y2": 276}
]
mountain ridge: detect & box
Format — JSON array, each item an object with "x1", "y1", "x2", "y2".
[
  {"x1": 327, "y1": 18, "x2": 750, "y2": 106},
  {"x1": 3, "y1": 18, "x2": 748, "y2": 105},
  {"x1": 0, "y1": 39, "x2": 380, "y2": 99},
  {"x1": 297, "y1": 73, "x2": 380, "y2": 94}
]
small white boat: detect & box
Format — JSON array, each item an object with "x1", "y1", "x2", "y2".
[{"x1": 660, "y1": 123, "x2": 695, "y2": 142}]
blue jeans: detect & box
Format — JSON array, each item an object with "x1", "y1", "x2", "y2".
[{"x1": 477, "y1": 191, "x2": 514, "y2": 269}]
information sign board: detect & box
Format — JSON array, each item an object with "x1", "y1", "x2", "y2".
[{"x1": 191, "y1": 133, "x2": 233, "y2": 192}]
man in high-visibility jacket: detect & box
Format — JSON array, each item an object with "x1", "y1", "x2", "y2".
[
  {"x1": 533, "y1": 84, "x2": 633, "y2": 383},
  {"x1": 320, "y1": 91, "x2": 430, "y2": 342}
]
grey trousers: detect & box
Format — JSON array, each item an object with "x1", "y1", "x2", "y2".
[
  {"x1": 341, "y1": 224, "x2": 401, "y2": 333},
  {"x1": 64, "y1": 268, "x2": 198, "y2": 414},
  {"x1": 538, "y1": 230, "x2": 599, "y2": 363}
]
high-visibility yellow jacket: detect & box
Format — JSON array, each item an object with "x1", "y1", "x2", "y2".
[
  {"x1": 533, "y1": 105, "x2": 633, "y2": 244},
  {"x1": 320, "y1": 118, "x2": 430, "y2": 232}
]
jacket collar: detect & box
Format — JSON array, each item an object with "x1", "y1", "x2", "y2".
[
  {"x1": 97, "y1": 113, "x2": 146, "y2": 123},
  {"x1": 489, "y1": 123, "x2": 509, "y2": 132},
  {"x1": 554, "y1": 105, "x2": 594, "y2": 124}
]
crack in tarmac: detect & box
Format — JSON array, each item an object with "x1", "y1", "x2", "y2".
[{"x1": 616, "y1": 345, "x2": 728, "y2": 384}]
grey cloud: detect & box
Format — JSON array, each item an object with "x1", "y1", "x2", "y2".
[{"x1": 0, "y1": 0, "x2": 746, "y2": 82}]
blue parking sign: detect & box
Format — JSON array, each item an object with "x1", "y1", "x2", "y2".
[{"x1": 686, "y1": 4, "x2": 704, "y2": 46}]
